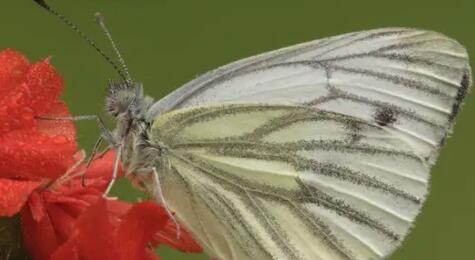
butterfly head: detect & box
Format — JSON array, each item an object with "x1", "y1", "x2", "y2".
[{"x1": 105, "y1": 81, "x2": 154, "y2": 119}]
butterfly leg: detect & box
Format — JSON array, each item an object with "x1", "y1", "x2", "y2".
[
  {"x1": 81, "y1": 136, "x2": 104, "y2": 186},
  {"x1": 103, "y1": 143, "x2": 122, "y2": 197},
  {"x1": 46, "y1": 150, "x2": 86, "y2": 190},
  {"x1": 37, "y1": 115, "x2": 115, "y2": 143},
  {"x1": 152, "y1": 166, "x2": 181, "y2": 239}
]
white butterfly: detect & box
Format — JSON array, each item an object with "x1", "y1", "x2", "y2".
[
  {"x1": 32, "y1": 2, "x2": 472, "y2": 257},
  {"x1": 105, "y1": 28, "x2": 470, "y2": 260}
]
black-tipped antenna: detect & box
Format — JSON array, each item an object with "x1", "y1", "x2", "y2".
[
  {"x1": 95, "y1": 13, "x2": 133, "y2": 85},
  {"x1": 32, "y1": 0, "x2": 129, "y2": 83}
]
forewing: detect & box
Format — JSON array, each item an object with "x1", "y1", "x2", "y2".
[
  {"x1": 148, "y1": 27, "x2": 471, "y2": 163},
  {"x1": 152, "y1": 104, "x2": 433, "y2": 260}
]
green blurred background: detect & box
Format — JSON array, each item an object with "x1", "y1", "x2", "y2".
[{"x1": 2, "y1": 0, "x2": 475, "y2": 259}]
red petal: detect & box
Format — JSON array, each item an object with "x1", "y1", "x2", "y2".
[
  {"x1": 75, "y1": 198, "x2": 118, "y2": 260},
  {"x1": 37, "y1": 100, "x2": 76, "y2": 142},
  {"x1": 105, "y1": 199, "x2": 133, "y2": 217},
  {"x1": 153, "y1": 221, "x2": 203, "y2": 253},
  {"x1": 27, "y1": 191, "x2": 47, "y2": 221},
  {"x1": 0, "y1": 74, "x2": 36, "y2": 135},
  {"x1": 46, "y1": 203, "x2": 77, "y2": 242},
  {"x1": 24, "y1": 58, "x2": 63, "y2": 115},
  {"x1": 42, "y1": 177, "x2": 108, "y2": 219},
  {"x1": 0, "y1": 178, "x2": 42, "y2": 216},
  {"x1": 0, "y1": 51, "x2": 64, "y2": 135},
  {"x1": 0, "y1": 129, "x2": 77, "y2": 179},
  {"x1": 43, "y1": 192, "x2": 91, "y2": 220},
  {"x1": 49, "y1": 240, "x2": 79, "y2": 260},
  {"x1": 105, "y1": 199, "x2": 133, "y2": 226},
  {"x1": 43, "y1": 191, "x2": 90, "y2": 210},
  {"x1": 0, "y1": 49, "x2": 29, "y2": 97},
  {"x1": 116, "y1": 201, "x2": 168, "y2": 260},
  {"x1": 21, "y1": 201, "x2": 61, "y2": 260},
  {"x1": 0, "y1": 49, "x2": 78, "y2": 179}
]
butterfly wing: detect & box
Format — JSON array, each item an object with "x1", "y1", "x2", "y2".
[
  {"x1": 148, "y1": 27, "x2": 471, "y2": 163},
  {"x1": 146, "y1": 28, "x2": 471, "y2": 260},
  {"x1": 152, "y1": 104, "x2": 431, "y2": 260}
]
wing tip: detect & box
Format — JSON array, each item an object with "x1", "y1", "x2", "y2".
[{"x1": 429, "y1": 67, "x2": 472, "y2": 164}]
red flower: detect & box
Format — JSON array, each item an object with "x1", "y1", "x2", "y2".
[
  {"x1": 0, "y1": 48, "x2": 77, "y2": 218},
  {"x1": 50, "y1": 199, "x2": 168, "y2": 260},
  {"x1": 0, "y1": 49, "x2": 77, "y2": 181},
  {"x1": 20, "y1": 151, "x2": 120, "y2": 260},
  {"x1": 0, "y1": 49, "x2": 202, "y2": 260}
]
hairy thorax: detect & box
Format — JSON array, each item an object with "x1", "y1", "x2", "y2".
[{"x1": 116, "y1": 116, "x2": 161, "y2": 193}]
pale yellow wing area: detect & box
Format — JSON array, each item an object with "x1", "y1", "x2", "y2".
[{"x1": 150, "y1": 104, "x2": 430, "y2": 260}]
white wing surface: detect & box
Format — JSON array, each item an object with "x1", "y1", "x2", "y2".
[
  {"x1": 146, "y1": 28, "x2": 471, "y2": 260},
  {"x1": 149, "y1": 27, "x2": 471, "y2": 163}
]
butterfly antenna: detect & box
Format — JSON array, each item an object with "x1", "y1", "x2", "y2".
[
  {"x1": 32, "y1": 0, "x2": 129, "y2": 83},
  {"x1": 95, "y1": 13, "x2": 133, "y2": 85}
]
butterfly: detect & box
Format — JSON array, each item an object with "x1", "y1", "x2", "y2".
[
  {"x1": 33, "y1": 2, "x2": 471, "y2": 259},
  {"x1": 111, "y1": 28, "x2": 470, "y2": 260}
]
